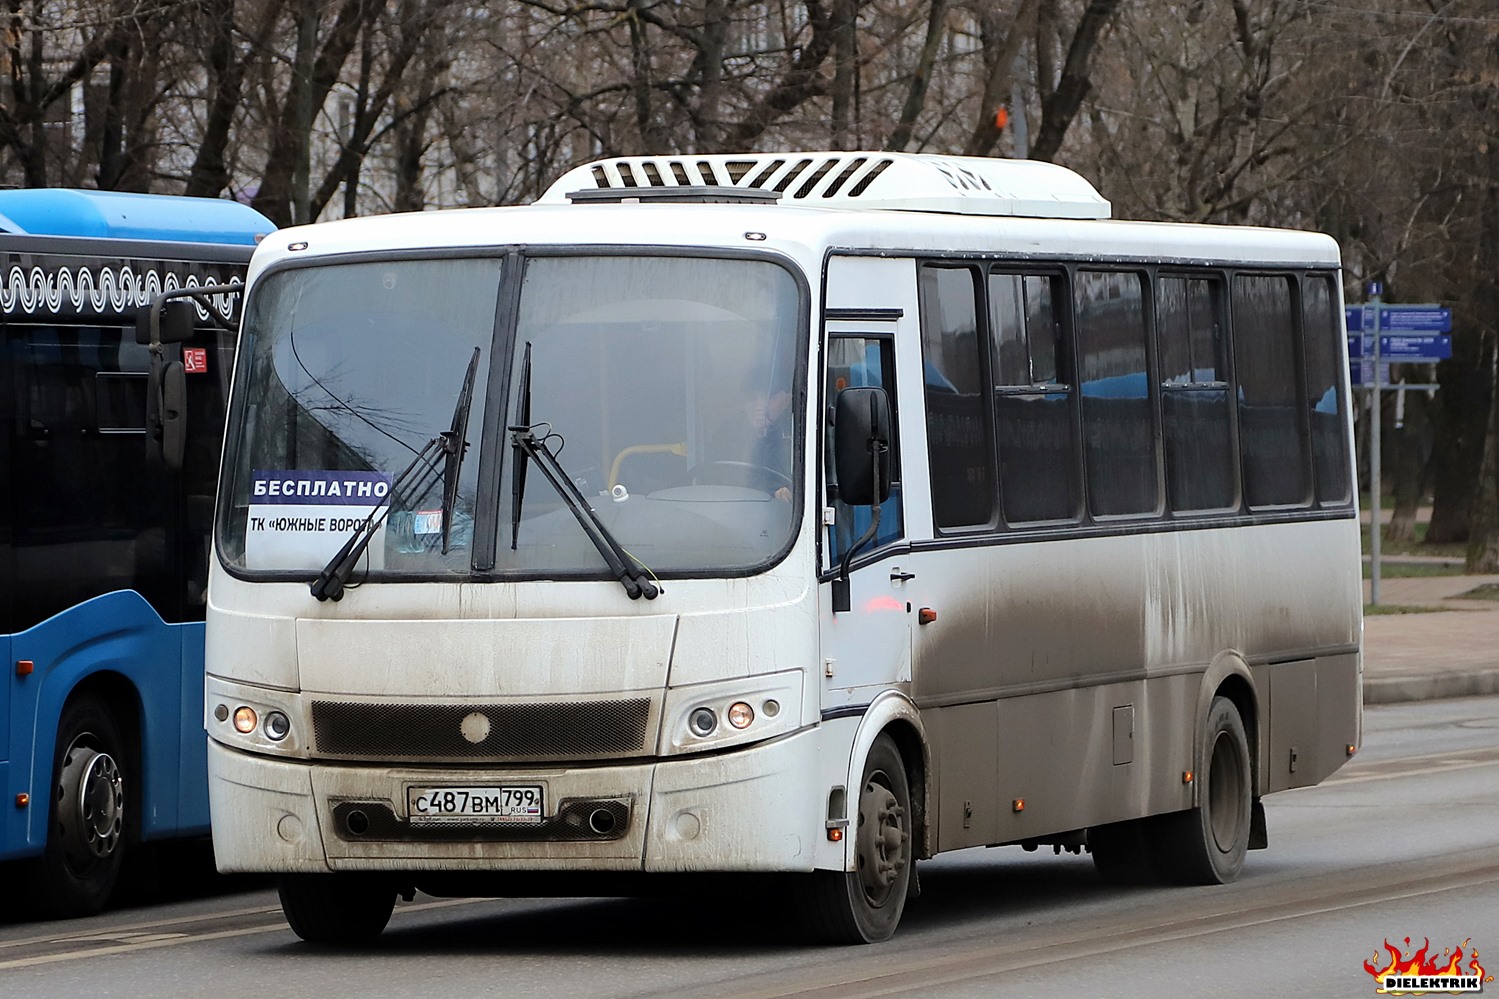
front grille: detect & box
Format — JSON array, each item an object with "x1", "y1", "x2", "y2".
[{"x1": 310, "y1": 698, "x2": 653, "y2": 761}]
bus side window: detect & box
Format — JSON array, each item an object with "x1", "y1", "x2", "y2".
[
  {"x1": 1158, "y1": 274, "x2": 1236, "y2": 512},
  {"x1": 989, "y1": 270, "x2": 1079, "y2": 524},
  {"x1": 919, "y1": 264, "x2": 995, "y2": 531},
  {"x1": 825, "y1": 335, "x2": 901, "y2": 562},
  {"x1": 1233, "y1": 274, "x2": 1311, "y2": 508},
  {"x1": 1075, "y1": 269, "x2": 1158, "y2": 517},
  {"x1": 1301, "y1": 275, "x2": 1351, "y2": 505}
]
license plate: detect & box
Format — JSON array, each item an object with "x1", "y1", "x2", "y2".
[{"x1": 407, "y1": 785, "x2": 544, "y2": 825}]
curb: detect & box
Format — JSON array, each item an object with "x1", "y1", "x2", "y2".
[{"x1": 1364, "y1": 668, "x2": 1499, "y2": 706}]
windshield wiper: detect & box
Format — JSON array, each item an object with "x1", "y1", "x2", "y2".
[
  {"x1": 510, "y1": 342, "x2": 533, "y2": 551},
  {"x1": 507, "y1": 344, "x2": 658, "y2": 601},
  {"x1": 440, "y1": 347, "x2": 481, "y2": 554},
  {"x1": 308, "y1": 438, "x2": 442, "y2": 602},
  {"x1": 310, "y1": 351, "x2": 482, "y2": 602}
]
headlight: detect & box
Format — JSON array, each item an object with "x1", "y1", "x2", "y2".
[{"x1": 263, "y1": 711, "x2": 292, "y2": 741}]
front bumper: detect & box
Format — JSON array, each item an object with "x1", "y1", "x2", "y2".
[{"x1": 207, "y1": 726, "x2": 822, "y2": 874}]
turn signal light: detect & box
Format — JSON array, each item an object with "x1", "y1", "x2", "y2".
[{"x1": 1183, "y1": 770, "x2": 1195, "y2": 784}]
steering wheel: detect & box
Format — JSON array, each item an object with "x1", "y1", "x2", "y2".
[{"x1": 689, "y1": 461, "x2": 793, "y2": 493}]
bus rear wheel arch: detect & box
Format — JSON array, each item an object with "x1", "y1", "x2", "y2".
[
  {"x1": 24, "y1": 695, "x2": 131, "y2": 917},
  {"x1": 1151, "y1": 695, "x2": 1252, "y2": 884}
]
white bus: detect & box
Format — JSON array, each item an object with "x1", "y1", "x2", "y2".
[{"x1": 203, "y1": 152, "x2": 1362, "y2": 945}]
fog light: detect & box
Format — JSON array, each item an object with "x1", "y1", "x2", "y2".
[
  {"x1": 727, "y1": 701, "x2": 754, "y2": 729},
  {"x1": 264, "y1": 711, "x2": 291, "y2": 741},
  {"x1": 688, "y1": 707, "x2": 717, "y2": 737},
  {"x1": 233, "y1": 706, "x2": 258, "y2": 734}
]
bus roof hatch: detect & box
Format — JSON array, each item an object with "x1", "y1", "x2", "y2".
[{"x1": 537, "y1": 151, "x2": 1111, "y2": 220}]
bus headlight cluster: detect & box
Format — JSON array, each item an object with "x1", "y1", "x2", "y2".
[
  {"x1": 207, "y1": 678, "x2": 300, "y2": 754},
  {"x1": 662, "y1": 671, "x2": 802, "y2": 755}
]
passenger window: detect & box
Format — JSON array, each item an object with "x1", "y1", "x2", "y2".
[
  {"x1": 1302, "y1": 275, "x2": 1351, "y2": 505},
  {"x1": 1075, "y1": 270, "x2": 1157, "y2": 517},
  {"x1": 989, "y1": 270, "x2": 1078, "y2": 524},
  {"x1": 1233, "y1": 274, "x2": 1310, "y2": 508},
  {"x1": 1158, "y1": 275, "x2": 1236, "y2": 512},
  {"x1": 920, "y1": 265, "x2": 995, "y2": 530},
  {"x1": 825, "y1": 336, "x2": 902, "y2": 562}
]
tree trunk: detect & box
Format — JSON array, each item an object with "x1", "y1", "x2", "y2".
[
  {"x1": 885, "y1": 0, "x2": 948, "y2": 153},
  {"x1": 1469, "y1": 335, "x2": 1499, "y2": 571},
  {"x1": 1028, "y1": 0, "x2": 1122, "y2": 162},
  {"x1": 1386, "y1": 385, "x2": 1432, "y2": 543},
  {"x1": 962, "y1": 0, "x2": 1038, "y2": 157}
]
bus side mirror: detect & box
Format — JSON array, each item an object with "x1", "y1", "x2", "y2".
[
  {"x1": 135, "y1": 299, "x2": 198, "y2": 346},
  {"x1": 834, "y1": 386, "x2": 892, "y2": 506},
  {"x1": 147, "y1": 355, "x2": 187, "y2": 470}
]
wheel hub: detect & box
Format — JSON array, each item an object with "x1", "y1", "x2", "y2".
[
  {"x1": 58, "y1": 742, "x2": 124, "y2": 871},
  {"x1": 855, "y1": 776, "x2": 906, "y2": 904}
]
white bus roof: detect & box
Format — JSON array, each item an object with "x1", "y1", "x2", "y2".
[
  {"x1": 537, "y1": 151, "x2": 1113, "y2": 220},
  {"x1": 255, "y1": 152, "x2": 1339, "y2": 274}
]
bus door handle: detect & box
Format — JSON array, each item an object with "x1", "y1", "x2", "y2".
[{"x1": 890, "y1": 568, "x2": 915, "y2": 583}]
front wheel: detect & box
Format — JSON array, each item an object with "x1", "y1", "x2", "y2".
[
  {"x1": 23, "y1": 696, "x2": 129, "y2": 918},
  {"x1": 793, "y1": 734, "x2": 913, "y2": 944},
  {"x1": 1151, "y1": 696, "x2": 1252, "y2": 884},
  {"x1": 278, "y1": 875, "x2": 396, "y2": 944}
]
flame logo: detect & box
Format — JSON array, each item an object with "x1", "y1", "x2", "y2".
[{"x1": 1364, "y1": 938, "x2": 1493, "y2": 994}]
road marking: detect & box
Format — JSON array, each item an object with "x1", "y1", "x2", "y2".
[
  {"x1": 717, "y1": 862, "x2": 1499, "y2": 999},
  {"x1": 0, "y1": 902, "x2": 283, "y2": 951},
  {"x1": 0, "y1": 896, "x2": 489, "y2": 972}
]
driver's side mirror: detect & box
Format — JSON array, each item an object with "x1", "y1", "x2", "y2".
[
  {"x1": 135, "y1": 299, "x2": 198, "y2": 346},
  {"x1": 834, "y1": 386, "x2": 893, "y2": 506}
]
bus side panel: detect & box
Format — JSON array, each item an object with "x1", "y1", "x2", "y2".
[
  {"x1": 6, "y1": 590, "x2": 190, "y2": 858},
  {"x1": 176, "y1": 621, "x2": 210, "y2": 833}
]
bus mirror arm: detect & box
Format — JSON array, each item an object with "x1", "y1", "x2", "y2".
[
  {"x1": 830, "y1": 387, "x2": 891, "y2": 613},
  {"x1": 832, "y1": 435, "x2": 886, "y2": 615}
]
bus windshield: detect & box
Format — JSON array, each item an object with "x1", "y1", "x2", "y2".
[{"x1": 218, "y1": 253, "x2": 804, "y2": 580}]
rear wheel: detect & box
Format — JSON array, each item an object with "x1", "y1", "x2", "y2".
[
  {"x1": 23, "y1": 697, "x2": 129, "y2": 918},
  {"x1": 278, "y1": 874, "x2": 396, "y2": 944},
  {"x1": 794, "y1": 734, "x2": 912, "y2": 944},
  {"x1": 1151, "y1": 696, "x2": 1252, "y2": 884}
]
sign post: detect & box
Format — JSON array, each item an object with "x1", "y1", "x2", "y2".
[
  {"x1": 1369, "y1": 287, "x2": 1383, "y2": 606},
  {"x1": 1349, "y1": 293, "x2": 1453, "y2": 606}
]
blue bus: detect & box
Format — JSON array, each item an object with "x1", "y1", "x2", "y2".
[{"x1": 1, "y1": 190, "x2": 272, "y2": 917}]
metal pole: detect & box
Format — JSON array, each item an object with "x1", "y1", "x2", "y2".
[{"x1": 1370, "y1": 293, "x2": 1383, "y2": 605}]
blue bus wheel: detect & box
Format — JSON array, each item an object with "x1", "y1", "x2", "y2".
[{"x1": 25, "y1": 697, "x2": 129, "y2": 917}]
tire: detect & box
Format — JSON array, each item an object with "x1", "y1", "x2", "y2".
[
  {"x1": 22, "y1": 696, "x2": 129, "y2": 918},
  {"x1": 1088, "y1": 818, "x2": 1158, "y2": 885},
  {"x1": 1150, "y1": 696, "x2": 1252, "y2": 885},
  {"x1": 278, "y1": 875, "x2": 396, "y2": 944},
  {"x1": 794, "y1": 734, "x2": 913, "y2": 944}
]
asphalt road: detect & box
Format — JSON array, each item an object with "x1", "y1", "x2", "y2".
[{"x1": 3, "y1": 695, "x2": 1497, "y2": 999}]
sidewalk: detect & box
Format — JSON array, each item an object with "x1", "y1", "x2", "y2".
[{"x1": 1361, "y1": 571, "x2": 1499, "y2": 705}]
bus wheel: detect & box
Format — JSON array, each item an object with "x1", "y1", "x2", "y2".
[
  {"x1": 796, "y1": 734, "x2": 912, "y2": 944},
  {"x1": 278, "y1": 875, "x2": 396, "y2": 944},
  {"x1": 1152, "y1": 696, "x2": 1252, "y2": 885},
  {"x1": 25, "y1": 697, "x2": 129, "y2": 918}
]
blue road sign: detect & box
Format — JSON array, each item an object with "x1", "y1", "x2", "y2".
[
  {"x1": 1378, "y1": 306, "x2": 1451, "y2": 332},
  {"x1": 1379, "y1": 333, "x2": 1451, "y2": 359},
  {"x1": 1347, "y1": 333, "x2": 1451, "y2": 360}
]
